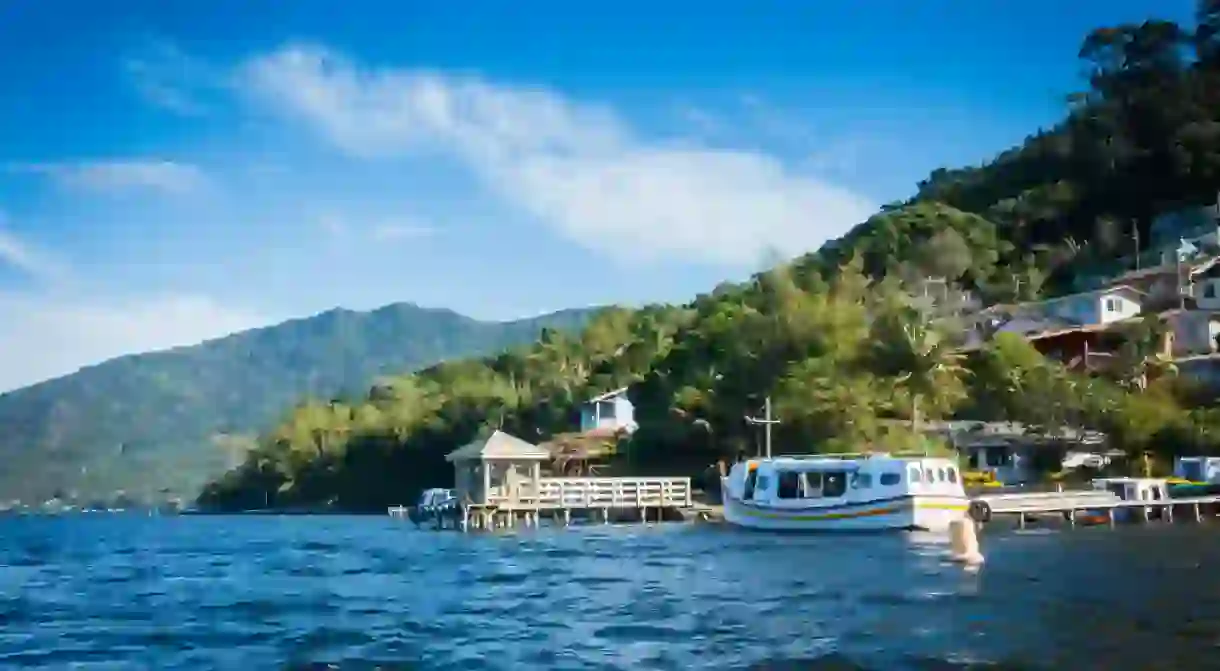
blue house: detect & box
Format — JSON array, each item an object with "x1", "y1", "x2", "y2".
[{"x1": 579, "y1": 387, "x2": 638, "y2": 435}]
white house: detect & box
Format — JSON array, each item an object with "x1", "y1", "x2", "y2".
[
  {"x1": 960, "y1": 285, "x2": 1144, "y2": 350},
  {"x1": 1037, "y1": 285, "x2": 1144, "y2": 325},
  {"x1": 579, "y1": 387, "x2": 638, "y2": 434}
]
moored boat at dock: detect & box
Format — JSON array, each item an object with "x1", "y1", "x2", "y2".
[{"x1": 720, "y1": 451, "x2": 970, "y2": 532}]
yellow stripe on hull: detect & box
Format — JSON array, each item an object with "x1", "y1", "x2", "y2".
[{"x1": 734, "y1": 500, "x2": 968, "y2": 522}]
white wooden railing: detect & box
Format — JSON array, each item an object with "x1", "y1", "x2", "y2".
[{"x1": 486, "y1": 476, "x2": 692, "y2": 509}]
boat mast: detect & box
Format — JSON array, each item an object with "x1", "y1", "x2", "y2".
[{"x1": 745, "y1": 396, "x2": 780, "y2": 458}]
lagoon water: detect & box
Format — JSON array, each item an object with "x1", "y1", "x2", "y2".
[{"x1": 2, "y1": 517, "x2": 1220, "y2": 670}]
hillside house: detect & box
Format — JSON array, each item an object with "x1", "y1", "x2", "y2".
[
  {"x1": 960, "y1": 286, "x2": 1144, "y2": 353},
  {"x1": 579, "y1": 387, "x2": 638, "y2": 435},
  {"x1": 922, "y1": 420, "x2": 1109, "y2": 484},
  {"x1": 1189, "y1": 258, "x2": 1220, "y2": 310},
  {"x1": 1161, "y1": 309, "x2": 1220, "y2": 356}
]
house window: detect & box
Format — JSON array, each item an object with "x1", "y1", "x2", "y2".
[
  {"x1": 1104, "y1": 298, "x2": 1120, "y2": 313},
  {"x1": 1206, "y1": 282, "x2": 1217, "y2": 299},
  {"x1": 984, "y1": 448, "x2": 1009, "y2": 467}
]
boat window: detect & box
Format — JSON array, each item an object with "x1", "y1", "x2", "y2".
[
  {"x1": 909, "y1": 467, "x2": 921, "y2": 484},
  {"x1": 924, "y1": 468, "x2": 934, "y2": 483},
  {"x1": 776, "y1": 471, "x2": 801, "y2": 499},
  {"x1": 755, "y1": 475, "x2": 772, "y2": 498},
  {"x1": 880, "y1": 472, "x2": 901, "y2": 486},
  {"x1": 1151, "y1": 486, "x2": 1163, "y2": 501},
  {"x1": 823, "y1": 472, "x2": 848, "y2": 498},
  {"x1": 851, "y1": 473, "x2": 873, "y2": 489},
  {"x1": 967, "y1": 451, "x2": 979, "y2": 469},
  {"x1": 802, "y1": 472, "x2": 823, "y2": 498},
  {"x1": 937, "y1": 468, "x2": 947, "y2": 483},
  {"x1": 1105, "y1": 482, "x2": 1125, "y2": 498},
  {"x1": 743, "y1": 469, "x2": 758, "y2": 500},
  {"x1": 946, "y1": 467, "x2": 958, "y2": 484}
]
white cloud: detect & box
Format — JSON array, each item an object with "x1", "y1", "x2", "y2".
[
  {"x1": 240, "y1": 45, "x2": 877, "y2": 266},
  {"x1": 0, "y1": 219, "x2": 269, "y2": 394},
  {"x1": 9, "y1": 160, "x2": 207, "y2": 195},
  {"x1": 0, "y1": 292, "x2": 272, "y2": 393},
  {"x1": 0, "y1": 217, "x2": 66, "y2": 282}
]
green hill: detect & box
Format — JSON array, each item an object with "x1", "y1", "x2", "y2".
[{"x1": 0, "y1": 303, "x2": 594, "y2": 503}]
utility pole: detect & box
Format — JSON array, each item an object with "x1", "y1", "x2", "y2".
[
  {"x1": 744, "y1": 396, "x2": 780, "y2": 458},
  {"x1": 1133, "y1": 220, "x2": 1141, "y2": 271}
]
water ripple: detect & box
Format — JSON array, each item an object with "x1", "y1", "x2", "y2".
[{"x1": 1, "y1": 517, "x2": 1219, "y2": 669}]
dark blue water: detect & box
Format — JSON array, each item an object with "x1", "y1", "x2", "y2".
[{"x1": 2, "y1": 517, "x2": 1219, "y2": 670}]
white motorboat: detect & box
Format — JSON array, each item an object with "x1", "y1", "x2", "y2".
[{"x1": 721, "y1": 451, "x2": 970, "y2": 532}]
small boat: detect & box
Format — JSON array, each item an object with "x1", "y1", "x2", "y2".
[
  {"x1": 408, "y1": 488, "x2": 458, "y2": 526},
  {"x1": 1087, "y1": 477, "x2": 1170, "y2": 523},
  {"x1": 721, "y1": 452, "x2": 970, "y2": 532}
]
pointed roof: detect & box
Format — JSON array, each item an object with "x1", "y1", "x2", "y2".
[{"x1": 444, "y1": 430, "x2": 551, "y2": 462}]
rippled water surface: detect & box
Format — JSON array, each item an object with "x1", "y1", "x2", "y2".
[{"x1": 3, "y1": 516, "x2": 1220, "y2": 669}]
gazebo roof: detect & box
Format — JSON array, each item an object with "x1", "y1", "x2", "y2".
[{"x1": 444, "y1": 430, "x2": 552, "y2": 462}]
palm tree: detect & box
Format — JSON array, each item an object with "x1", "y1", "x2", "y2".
[{"x1": 874, "y1": 311, "x2": 968, "y2": 432}]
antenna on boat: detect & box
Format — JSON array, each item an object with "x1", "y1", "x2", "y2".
[{"x1": 744, "y1": 396, "x2": 780, "y2": 459}]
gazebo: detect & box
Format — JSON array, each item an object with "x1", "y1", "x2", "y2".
[{"x1": 445, "y1": 430, "x2": 552, "y2": 505}]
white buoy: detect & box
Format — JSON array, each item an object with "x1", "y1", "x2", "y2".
[{"x1": 948, "y1": 518, "x2": 985, "y2": 566}]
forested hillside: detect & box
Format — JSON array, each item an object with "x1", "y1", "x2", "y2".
[
  {"x1": 201, "y1": 2, "x2": 1220, "y2": 512},
  {"x1": 0, "y1": 304, "x2": 593, "y2": 503}
]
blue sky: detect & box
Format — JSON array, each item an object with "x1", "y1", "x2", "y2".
[{"x1": 0, "y1": 0, "x2": 1193, "y2": 392}]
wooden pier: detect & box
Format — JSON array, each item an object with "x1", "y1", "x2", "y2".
[
  {"x1": 971, "y1": 489, "x2": 1220, "y2": 529},
  {"x1": 389, "y1": 430, "x2": 693, "y2": 532},
  {"x1": 394, "y1": 476, "x2": 692, "y2": 531}
]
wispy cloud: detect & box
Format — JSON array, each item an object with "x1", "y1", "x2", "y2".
[
  {"x1": 123, "y1": 39, "x2": 222, "y2": 116},
  {"x1": 0, "y1": 213, "x2": 68, "y2": 282},
  {"x1": 239, "y1": 44, "x2": 877, "y2": 267},
  {"x1": 8, "y1": 160, "x2": 207, "y2": 195}
]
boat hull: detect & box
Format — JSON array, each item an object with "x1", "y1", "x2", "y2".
[{"x1": 721, "y1": 489, "x2": 969, "y2": 532}]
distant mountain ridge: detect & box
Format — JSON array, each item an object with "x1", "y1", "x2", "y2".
[{"x1": 0, "y1": 302, "x2": 596, "y2": 503}]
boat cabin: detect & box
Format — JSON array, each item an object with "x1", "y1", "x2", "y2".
[
  {"x1": 1092, "y1": 477, "x2": 1169, "y2": 503},
  {"x1": 735, "y1": 453, "x2": 964, "y2": 505}
]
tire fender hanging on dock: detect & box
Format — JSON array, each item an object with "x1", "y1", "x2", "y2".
[{"x1": 968, "y1": 500, "x2": 992, "y2": 524}]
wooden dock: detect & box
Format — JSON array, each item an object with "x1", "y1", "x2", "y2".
[
  {"x1": 395, "y1": 476, "x2": 693, "y2": 532},
  {"x1": 971, "y1": 490, "x2": 1220, "y2": 528}
]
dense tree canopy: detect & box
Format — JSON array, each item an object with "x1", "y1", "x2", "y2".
[{"x1": 201, "y1": 2, "x2": 1220, "y2": 510}]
